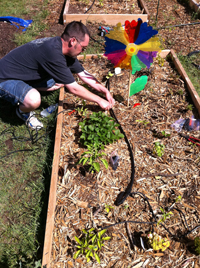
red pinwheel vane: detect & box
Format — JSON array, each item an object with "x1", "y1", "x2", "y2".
[{"x1": 104, "y1": 19, "x2": 161, "y2": 106}]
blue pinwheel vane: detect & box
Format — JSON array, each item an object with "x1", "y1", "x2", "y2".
[{"x1": 104, "y1": 19, "x2": 161, "y2": 106}]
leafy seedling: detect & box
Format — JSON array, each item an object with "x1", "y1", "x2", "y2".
[
  {"x1": 157, "y1": 207, "x2": 173, "y2": 225},
  {"x1": 73, "y1": 228, "x2": 111, "y2": 263},
  {"x1": 105, "y1": 204, "x2": 114, "y2": 213},
  {"x1": 78, "y1": 144, "x2": 108, "y2": 173},
  {"x1": 153, "y1": 141, "x2": 165, "y2": 157}
]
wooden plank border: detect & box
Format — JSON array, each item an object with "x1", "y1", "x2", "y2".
[
  {"x1": 63, "y1": 0, "x2": 149, "y2": 24},
  {"x1": 42, "y1": 50, "x2": 200, "y2": 267},
  {"x1": 42, "y1": 87, "x2": 64, "y2": 268}
]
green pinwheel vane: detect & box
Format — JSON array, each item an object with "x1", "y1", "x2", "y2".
[{"x1": 104, "y1": 19, "x2": 161, "y2": 106}]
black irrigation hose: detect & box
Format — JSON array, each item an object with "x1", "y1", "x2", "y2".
[
  {"x1": 156, "y1": 21, "x2": 200, "y2": 30},
  {"x1": 0, "y1": 112, "x2": 53, "y2": 160},
  {"x1": 187, "y1": 50, "x2": 200, "y2": 70},
  {"x1": 84, "y1": 0, "x2": 95, "y2": 14},
  {"x1": 106, "y1": 78, "x2": 135, "y2": 206}
]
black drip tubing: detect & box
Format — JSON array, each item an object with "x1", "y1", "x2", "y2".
[
  {"x1": 156, "y1": 21, "x2": 200, "y2": 30},
  {"x1": 84, "y1": 0, "x2": 95, "y2": 14},
  {"x1": 106, "y1": 78, "x2": 135, "y2": 206}
]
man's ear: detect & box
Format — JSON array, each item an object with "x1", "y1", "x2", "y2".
[{"x1": 68, "y1": 37, "x2": 76, "y2": 47}]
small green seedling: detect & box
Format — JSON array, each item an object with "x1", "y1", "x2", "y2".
[
  {"x1": 157, "y1": 54, "x2": 165, "y2": 67},
  {"x1": 153, "y1": 141, "x2": 165, "y2": 157},
  {"x1": 73, "y1": 228, "x2": 111, "y2": 263},
  {"x1": 136, "y1": 119, "x2": 149, "y2": 125},
  {"x1": 175, "y1": 195, "x2": 182, "y2": 203},
  {"x1": 186, "y1": 104, "x2": 193, "y2": 111},
  {"x1": 161, "y1": 131, "x2": 171, "y2": 138},
  {"x1": 105, "y1": 204, "x2": 114, "y2": 213},
  {"x1": 157, "y1": 207, "x2": 173, "y2": 225}
]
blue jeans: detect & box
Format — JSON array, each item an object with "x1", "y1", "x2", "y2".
[{"x1": 0, "y1": 78, "x2": 55, "y2": 105}]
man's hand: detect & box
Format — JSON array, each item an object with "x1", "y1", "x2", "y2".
[
  {"x1": 104, "y1": 89, "x2": 115, "y2": 107},
  {"x1": 98, "y1": 98, "x2": 113, "y2": 110}
]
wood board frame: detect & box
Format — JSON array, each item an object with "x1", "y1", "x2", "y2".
[
  {"x1": 42, "y1": 50, "x2": 200, "y2": 268},
  {"x1": 63, "y1": 0, "x2": 150, "y2": 24}
]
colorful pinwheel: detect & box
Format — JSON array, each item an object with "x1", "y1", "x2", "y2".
[{"x1": 104, "y1": 19, "x2": 161, "y2": 105}]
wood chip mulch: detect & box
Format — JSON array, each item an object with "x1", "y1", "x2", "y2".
[{"x1": 51, "y1": 56, "x2": 200, "y2": 268}]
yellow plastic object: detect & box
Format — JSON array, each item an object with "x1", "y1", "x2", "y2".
[
  {"x1": 137, "y1": 37, "x2": 161, "y2": 52},
  {"x1": 125, "y1": 43, "x2": 139, "y2": 56},
  {"x1": 105, "y1": 23, "x2": 129, "y2": 46}
]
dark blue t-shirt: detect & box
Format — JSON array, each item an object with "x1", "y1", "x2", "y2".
[{"x1": 0, "y1": 36, "x2": 84, "y2": 84}]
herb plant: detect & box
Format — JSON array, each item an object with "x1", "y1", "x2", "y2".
[
  {"x1": 79, "y1": 111, "x2": 124, "y2": 149},
  {"x1": 73, "y1": 228, "x2": 111, "y2": 263},
  {"x1": 78, "y1": 144, "x2": 108, "y2": 173}
]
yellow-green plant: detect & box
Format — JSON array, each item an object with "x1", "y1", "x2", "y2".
[
  {"x1": 105, "y1": 204, "x2": 114, "y2": 213},
  {"x1": 153, "y1": 141, "x2": 165, "y2": 157},
  {"x1": 157, "y1": 54, "x2": 165, "y2": 67},
  {"x1": 136, "y1": 119, "x2": 149, "y2": 125},
  {"x1": 147, "y1": 232, "x2": 170, "y2": 251},
  {"x1": 73, "y1": 228, "x2": 111, "y2": 263}
]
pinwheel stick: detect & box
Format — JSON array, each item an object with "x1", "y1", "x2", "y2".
[{"x1": 127, "y1": 70, "x2": 132, "y2": 107}]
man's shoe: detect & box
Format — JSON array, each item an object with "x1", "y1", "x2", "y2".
[{"x1": 16, "y1": 107, "x2": 43, "y2": 130}]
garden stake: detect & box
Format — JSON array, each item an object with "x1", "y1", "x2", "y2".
[{"x1": 127, "y1": 69, "x2": 131, "y2": 107}]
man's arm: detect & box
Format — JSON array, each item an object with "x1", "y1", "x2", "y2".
[
  {"x1": 77, "y1": 70, "x2": 115, "y2": 107},
  {"x1": 65, "y1": 81, "x2": 113, "y2": 110}
]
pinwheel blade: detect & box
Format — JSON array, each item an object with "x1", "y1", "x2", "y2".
[
  {"x1": 131, "y1": 55, "x2": 146, "y2": 74},
  {"x1": 129, "y1": 76, "x2": 148, "y2": 96},
  {"x1": 134, "y1": 23, "x2": 158, "y2": 45}
]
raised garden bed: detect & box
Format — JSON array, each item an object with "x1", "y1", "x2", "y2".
[
  {"x1": 63, "y1": 0, "x2": 149, "y2": 24},
  {"x1": 189, "y1": 0, "x2": 200, "y2": 14},
  {"x1": 42, "y1": 50, "x2": 200, "y2": 268}
]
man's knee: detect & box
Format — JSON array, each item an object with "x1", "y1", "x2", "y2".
[{"x1": 23, "y1": 88, "x2": 41, "y2": 109}]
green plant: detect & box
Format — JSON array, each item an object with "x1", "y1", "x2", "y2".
[
  {"x1": 153, "y1": 141, "x2": 165, "y2": 157},
  {"x1": 178, "y1": 89, "x2": 184, "y2": 95},
  {"x1": 186, "y1": 104, "x2": 193, "y2": 111},
  {"x1": 78, "y1": 144, "x2": 108, "y2": 173},
  {"x1": 73, "y1": 228, "x2": 111, "y2": 263},
  {"x1": 157, "y1": 207, "x2": 173, "y2": 225},
  {"x1": 194, "y1": 236, "x2": 200, "y2": 255},
  {"x1": 147, "y1": 232, "x2": 170, "y2": 251},
  {"x1": 98, "y1": 0, "x2": 104, "y2": 6},
  {"x1": 79, "y1": 111, "x2": 124, "y2": 149},
  {"x1": 136, "y1": 119, "x2": 149, "y2": 125},
  {"x1": 105, "y1": 204, "x2": 114, "y2": 213},
  {"x1": 157, "y1": 54, "x2": 165, "y2": 67},
  {"x1": 161, "y1": 131, "x2": 171, "y2": 137}
]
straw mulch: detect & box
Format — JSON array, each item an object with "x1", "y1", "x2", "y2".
[{"x1": 51, "y1": 56, "x2": 200, "y2": 268}]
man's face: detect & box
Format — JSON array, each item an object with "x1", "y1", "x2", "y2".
[{"x1": 68, "y1": 34, "x2": 89, "y2": 58}]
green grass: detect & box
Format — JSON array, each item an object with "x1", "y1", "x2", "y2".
[
  {"x1": 178, "y1": 52, "x2": 200, "y2": 96},
  {"x1": 0, "y1": 0, "x2": 59, "y2": 267}
]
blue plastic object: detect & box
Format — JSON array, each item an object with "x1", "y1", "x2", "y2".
[{"x1": 0, "y1": 16, "x2": 32, "y2": 31}]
